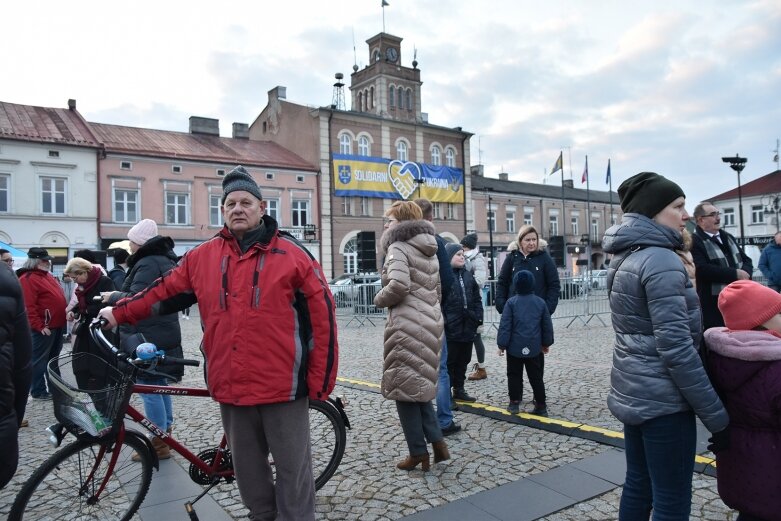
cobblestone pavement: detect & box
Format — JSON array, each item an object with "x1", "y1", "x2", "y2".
[{"x1": 1, "y1": 309, "x2": 737, "y2": 520}]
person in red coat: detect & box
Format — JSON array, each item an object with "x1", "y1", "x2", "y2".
[
  {"x1": 17, "y1": 248, "x2": 67, "y2": 400},
  {"x1": 100, "y1": 166, "x2": 338, "y2": 521},
  {"x1": 704, "y1": 280, "x2": 781, "y2": 521}
]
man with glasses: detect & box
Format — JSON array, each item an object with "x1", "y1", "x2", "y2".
[
  {"x1": 0, "y1": 249, "x2": 13, "y2": 268},
  {"x1": 691, "y1": 201, "x2": 752, "y2": 329}
]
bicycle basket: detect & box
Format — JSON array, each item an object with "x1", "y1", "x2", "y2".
[{"x1": 48, "y1": 352, "x2": 133, "y2": 439}]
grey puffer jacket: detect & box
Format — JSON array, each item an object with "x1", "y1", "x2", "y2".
[
  {"x1": 374, "y1": 220, "x2": 443, "y2": 403},
  {"x1": 602, "y1": 213, "x2": 728, "y2": 432}
]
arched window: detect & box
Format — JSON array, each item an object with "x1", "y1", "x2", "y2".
[
  {"x1": 358, "y1": 92, "x2": 363, "y2": 112},
  {"x1": 396, "y1": 141, "x2": 408, "y2": 161},
  {"x1": 397, "y1": 87, "x2": 404, "y2": 109},
  {"x1": 343, "y1": 237, "x2": 357, "y2": 274},
  {"x1": 340, "y1": 134, "x2": 352, "y2": 154},
  {"x1": 389, "y1": 86, "x2": 395, "y2": 107},
  {"x1": 358, "y1": 136, "x2": 370, "y2": 156},
  {"x1": 370, "y1": 87, "x2": 375, "y2": 109},
  {"x1": 445, "y1": 147, "x2": 456, "y2": 167},
  {"x1": 406, "y1": 89, "x2": 412, "y2": 110},
  {"x1": 431, "y1": 145, "x2": 441, "y2": 166}
]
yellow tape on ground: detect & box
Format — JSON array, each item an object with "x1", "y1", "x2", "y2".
[
  {"x1": 337, "y1": 376, "x2": 381, "y2": 389},
  {"x1": 336, "y1": 375, "x2": 717, "y2": 469}
]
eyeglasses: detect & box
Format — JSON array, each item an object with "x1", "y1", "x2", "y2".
[
  {"x1": 2, "y1": 258, "x2": 12, "y2": 264},
  {"x1": 702, "y1": 211, "x2": 720, "y2": 218},
  {"x1": 383, "y1": 217, "x2": 398, "y2": 225}
]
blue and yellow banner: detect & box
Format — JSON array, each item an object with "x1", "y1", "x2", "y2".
[{"x1": 333, "y1": 154, "x2": 464, "y2": 203}]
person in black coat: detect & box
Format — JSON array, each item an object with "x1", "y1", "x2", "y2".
[
  {"x1": 103, "y1": 220, "x2": 182, "y2": 458},
  {"x1": 443, "y1": 243, "x2": 483, "y2": 403},
  {"x1": 0, "y1": 261, "x2": 32, "y2": 489},
  {"x1": 495, "y1": 225, "x2": 560, "y2": 315},
  {"x1": 65, "y1": 259, "x2": 117, "y2": 390}
]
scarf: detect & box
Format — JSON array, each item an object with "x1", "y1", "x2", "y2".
[
  {"x1": 700, "y1": 231, "x2": 743, "y2": 295},
  {"x1": 75, "y1": 266, "x2": 103, "y2": 313}
]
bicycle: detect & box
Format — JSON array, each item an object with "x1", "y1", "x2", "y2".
[{"x1": 10, "y1": 321, "x2": 350, "y2": 521}]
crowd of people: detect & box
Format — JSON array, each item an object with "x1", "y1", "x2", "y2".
[{"x1": 1, "y1": 166, "x2": 779, "y2": 521}]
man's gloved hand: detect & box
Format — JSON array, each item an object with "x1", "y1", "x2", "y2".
[{"x1": 707, "y1": 427, "x2": 730, "y2": 454}]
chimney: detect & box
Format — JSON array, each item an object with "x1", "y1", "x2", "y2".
[
  {"x1": 189, "y1": 116, "x2": 220, "y2": 136},
  {"x1": 562, "y1": 179, "x2": 574, "y2": 188},
  {"x1": 269, "y1": 86, "x2": 287, "y2": 102},
  {"x1": 421, "y1": 112, "x2": 429, "y2": 123},
  {"x1": 232, "y1": 123, "x2": 249, "y2": 139},
  {"x1": 470, "y1": 165, "x2": 484, "y2": 177},
  {"x1": 68, "y1": 99, "x2": 76, "y2": 111},
  {"x1": 499, "y1": 172, "x2": 509, "y2": 181}
]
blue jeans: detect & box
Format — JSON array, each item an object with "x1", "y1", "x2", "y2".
[
  {"x1": 436, "y1": 337, "x2": 453, "y2": 428},
  {"x1": 30, "y1": 328, "x2": 64, "y2": 397},
  {"x1": 619, "y1": 411, "x2": 696, "y2": 521},
  {"x1": 138, "y1": 376, "x2": 174, "y2": 431}
]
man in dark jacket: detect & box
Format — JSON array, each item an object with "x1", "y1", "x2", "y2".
[
  {"x1": 691, "y1": 201, "x2": 753, "y2": 329},
  {"x1": 107, "y1": 248, "x2": 129, "y2": 290},
  {"x1": 100, "y1": 166, "x2": 337, "y2": 521},
  {"x1": 414, "y1": 198, "x2": 461, "y2": 436},
  {"x1": 0, "y1": 261, "x2": 32, "y2": 489}
]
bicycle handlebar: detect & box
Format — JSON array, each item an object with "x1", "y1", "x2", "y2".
[{"x1": 89, "y1": 319, "x2": 201, "y2": 368}]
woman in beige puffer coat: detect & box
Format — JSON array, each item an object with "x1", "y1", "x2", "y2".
[{"x1": 374, "y1": 200, "x2": 448, "y2": 472}]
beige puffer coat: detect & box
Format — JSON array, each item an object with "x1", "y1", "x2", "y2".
[{"x1": 374, "y1": 220, "x2": 443, "y2": 402}]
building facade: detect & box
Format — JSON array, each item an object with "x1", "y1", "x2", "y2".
[
  {"x1": 251, "y1": 32, "x2": 472, "y2": 279},
  {"x1": 91, "y1": 117, "x2": 319, "y2": 258},
  {"x1": 471, "y1": 168, "x2": 621, "y2": 276},
  {"x1": 0, "y1": 100, "x2": 102, "y2": 262}
]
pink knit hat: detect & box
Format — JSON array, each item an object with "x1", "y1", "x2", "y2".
[
  {"x1": 718, "y1": 280, "x2": 781, "y2": 330},
  {"x1": 127, "y1": 219, "x2": 158, "y2": 246}
]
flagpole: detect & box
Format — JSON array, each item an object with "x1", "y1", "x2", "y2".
[
  {"x1": 607, "y1": 158, "x2": 613, "y2": 266},
  {"x1": 560, "y1": 151, "x2": 566, "y2": 240},
  {"x1": 585, "y1": 155, "x2": 591, "y2": 280}
]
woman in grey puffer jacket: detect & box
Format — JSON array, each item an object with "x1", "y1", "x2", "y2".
[{"x1": 603, "y1": 172, "x2": 728, "y2": 521}]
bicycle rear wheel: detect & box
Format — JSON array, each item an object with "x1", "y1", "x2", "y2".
[
  {"x1": 9, "y1": 434, "x2": 153, "y2": 521},
  {"x1": 309, "y1": 399, "x2": 346, "y2": 490}
]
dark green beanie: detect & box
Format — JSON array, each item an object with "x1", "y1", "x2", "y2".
[{"x1": 618, "y1": 172, "x2": 685, "y2": 218}]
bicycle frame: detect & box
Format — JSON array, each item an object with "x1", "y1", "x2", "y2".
[{"x1": 125, "y1": 382, "x2": 234, "y2": 482}]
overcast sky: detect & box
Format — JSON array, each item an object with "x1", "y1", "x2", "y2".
[{"x1": 4, "y1": 0, "x2": 780, "y2": 208}]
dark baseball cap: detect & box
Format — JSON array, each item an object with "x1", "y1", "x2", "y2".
[{"x1": 27, "y1": 247, "x2": 53, "y2": 261}]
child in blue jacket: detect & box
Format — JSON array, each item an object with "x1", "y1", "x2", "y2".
[{"x1": 497, "y1": 270, "x2": 554, "y2": 416}]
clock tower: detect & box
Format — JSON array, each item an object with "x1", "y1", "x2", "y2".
[{"x1": 350, "y1": 32, "x2": 422, "y2": 123}]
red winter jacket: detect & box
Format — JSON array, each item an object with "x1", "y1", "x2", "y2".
[
  {"x1": 113, "y1": 218, "x2": 338, "y2": 406},
  {"x1": 18, "y1": 269, "x2": 67, "y2": 331}
]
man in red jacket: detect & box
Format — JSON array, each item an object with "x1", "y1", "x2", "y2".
[
  {"x1": 100, "y1": 166, "x2": 338, "y2": 521},
  {"x1": 17, "y1": 247, "x2": 67, "y2": 400}
]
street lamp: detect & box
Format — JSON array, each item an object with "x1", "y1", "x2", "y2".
[
  {"x1": 722, "y1": 154, "x2": 747, "y2": 246},
  {"x1": 762, "y1": 193, "x2": 781, "y2": 233},
  {"x1": 484, "y1": 187, "x2": 496, "y2": 279}
]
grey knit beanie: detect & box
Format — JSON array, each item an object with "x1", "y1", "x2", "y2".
[{"x1": 222, "y1": 166, "x2": 262, "y2": 203}]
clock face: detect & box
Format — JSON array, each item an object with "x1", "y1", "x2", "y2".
[{"x1": 385, "y1": 47, "x2": 398, "y2": 63}]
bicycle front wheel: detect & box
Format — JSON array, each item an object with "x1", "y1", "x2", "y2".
[
  {"x1": 10, "y1": 434, "x2": 153, "y2": 521},
  {"x1": 309, "y1": 399, "x2": 346, "y2": 490}
]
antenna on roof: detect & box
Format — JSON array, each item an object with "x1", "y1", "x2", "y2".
[
  {"x1": 352, "y1": 28, "x2": 358, "y2": 71},
  {"x1": 774, "y1": 138, "x2": 780, "y2": 171},
  {"x1": 412, "y1": 46, "x2": 418, "y2": 69},
  {"x1": 332, "y1": 73, "x2": 346, "y2": 110}
]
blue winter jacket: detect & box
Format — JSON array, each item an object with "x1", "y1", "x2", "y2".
[
  {"x1": 759, "y1": 243, "x2": 781, "y2": 287},
  {"x1": 497, "y1": 293, "x2": 553, "y2": 358},
  {"x1": 602, "y1": 213, "x2": 728, "y2": 432}
]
